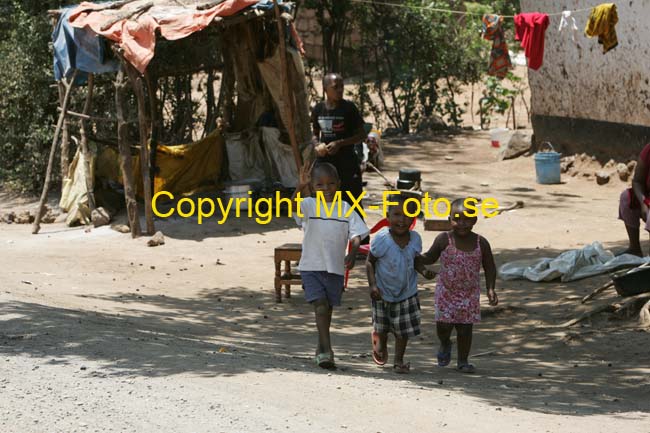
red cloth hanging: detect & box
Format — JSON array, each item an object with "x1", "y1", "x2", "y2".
[{"x1": 514, "y1": 13, "x2": 550, "y2": 71}]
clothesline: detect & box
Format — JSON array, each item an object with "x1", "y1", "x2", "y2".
[{"x1": 347, "y1": 0, "x2": 594, "y2": 18}]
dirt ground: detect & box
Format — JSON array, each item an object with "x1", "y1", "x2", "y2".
[{"x1": 1, "y1": 130, "x2": 649, "y2": 433}]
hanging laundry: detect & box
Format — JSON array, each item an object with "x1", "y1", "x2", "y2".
[
  {"x1": 482, "y1": 14, "x2": 512, "y2": 78},
  {"x1": 585, "y1": 3, "x2": 618, "y2": 53},
  {"x1": 514, "y1": 12, "x2": 550, "y2": 70},
  {"x1": 558, "y1": 10, "x2": 579, "y2": 42}
]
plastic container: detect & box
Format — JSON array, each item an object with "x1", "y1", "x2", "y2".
[
  {"x1": 612, "y1": 266, "x2": 650, "y2": 297},
  {"x1": 490, "y1": 128, "x2": 509, "y2": 148},
  {"x1": 223, "y1": 178, "x2": 261, "y2": 210},
  {"x1": 534, "y1": 142, "x2": 561, "y2": 184},
  {"x1": 399, "y1": 168, "x2": 421, "y2": 182},
  {"x1": 396, "y1": 179, "x2": 416, "y2": 190}
]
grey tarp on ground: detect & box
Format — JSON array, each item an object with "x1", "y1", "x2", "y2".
[{"x1": 499, "y1": 242, "x2": 650, "y2": 282}]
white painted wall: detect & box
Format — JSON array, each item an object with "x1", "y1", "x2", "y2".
[{"x1": 519, "y1": 0, "x2": 650, "y2": 127}]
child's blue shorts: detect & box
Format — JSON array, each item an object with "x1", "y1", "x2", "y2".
[{"x1": 301, "y1": 271, "x2": 344, "y2": 306}]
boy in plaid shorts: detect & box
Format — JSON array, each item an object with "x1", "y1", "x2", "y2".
[{"x1": 366, "y1": 195, "x2": 435, "y2": 373}]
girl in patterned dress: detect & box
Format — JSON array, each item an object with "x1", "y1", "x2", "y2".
[{"x1": 417, "y1": 198, "x2": 498, "y2": 373}]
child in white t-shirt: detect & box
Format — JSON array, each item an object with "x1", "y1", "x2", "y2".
[{"x1": 292, "y1": 162, "x2": 369, "y2": 369}]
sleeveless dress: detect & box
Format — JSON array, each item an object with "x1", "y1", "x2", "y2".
[{"x1": 434, "y1": 232, "x2": 482, "y2": 324}]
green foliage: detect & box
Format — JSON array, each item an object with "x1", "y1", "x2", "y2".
[
  {"x1": 478, "y1": 73, "x2": 522, "y2": 129},
  {"x1": 0, "y1": 2, "x2": 60, "y2": 192},
  {"x1": 302, "y1": 0, "x2": 521, "y2": 133},
  {"x1": 353, "y1": 1, "x2": 488, "y2": 132},
  {"x1": 0, "y1": 0, "x2": 112, "y2": 193}
]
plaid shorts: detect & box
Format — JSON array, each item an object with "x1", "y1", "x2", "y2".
[{"x1": 372, "y1": 294, "x2": 421, "y2": 338}]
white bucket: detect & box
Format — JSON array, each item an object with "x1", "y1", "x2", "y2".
[
  {"x1": 490, "y1": 128, "x2": 510, "y2": 148},
  {"x1": 223, "y1": 179, "x2": 260, "y2": 211}
]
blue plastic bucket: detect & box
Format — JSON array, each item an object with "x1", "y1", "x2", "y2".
[{"x1": 534, "y1": 142, "x2": 561, "y2": 184}]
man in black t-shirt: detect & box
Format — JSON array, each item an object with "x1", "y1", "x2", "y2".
[{"x1": 310, "y1": 73, "x2": 366, "y2": 208}]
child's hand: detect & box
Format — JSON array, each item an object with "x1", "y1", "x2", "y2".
[
  {"x1": 298, "y1": 160, "x2": 315, "y2": 187},
  {"x1": 422, "y1": 269, "x2": 437, "y2": 280},
  {"x1": 344, "y1": 253, "x2": 355, "y2": 270},
  {"x1": 487, "y1": 288, "x2": 498, "y2": 306},
  {"x1": 369, "y1": 285, "x2": 382, "y2": 301}
]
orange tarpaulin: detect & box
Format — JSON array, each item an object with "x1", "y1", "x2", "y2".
[{"x1": 69, "y1": 0, "x2": 258, "y2": 73}]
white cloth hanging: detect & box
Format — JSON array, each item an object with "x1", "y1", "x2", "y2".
[{"x1": 558, "y1": 10, "x2": 578, "y2": 42}]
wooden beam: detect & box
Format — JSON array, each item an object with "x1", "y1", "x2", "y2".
[
  {"x1": 125, "y1": 63, "x2": 155, "y2": 235},
  {"x1": 79, "y1": 74, "x2": 97, "y2": 212},
  {"x1": 57, "y1": 107, "x2": 118, "y2": 123},
  {"x1": 581, "y1": 280, "x2": 615, "y2": 304},
  {"x1": 77, "y1": 0, "x2": 139, "y2": 15},
  {"x1": 273, "y1": 0, "x2": 302, "y2": 172},
  {"x1": 33, "y1": 70, "x2": 78, "y2": 234},
  {"x1": 100, "y1": 1, "x2": 154, "y2": 31},
  {"x1": 115, "y1": 67, "x2": 141, "y2": 238},
  {"x1": 196, "y1": 0, "x2": 226, "y2": 10},
  {"x1": 48, "y1": 0, "x2": 140, "y2": 18}
]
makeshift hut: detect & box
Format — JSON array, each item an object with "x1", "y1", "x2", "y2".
[{"x1": 37, "y1": 0, "x2": 311, "y2": 237}]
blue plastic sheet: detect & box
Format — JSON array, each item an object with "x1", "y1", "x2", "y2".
[
  {"x1": 251, "y1": 0, "x2": 294, "y2": 13},
  {"x1": 52, "y1": 6, "x2": 119, "y2": 82}
]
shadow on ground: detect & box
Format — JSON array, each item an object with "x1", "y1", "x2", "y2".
[{"x1": 2, "y1": 244, "x2": 649, "y2": 416}]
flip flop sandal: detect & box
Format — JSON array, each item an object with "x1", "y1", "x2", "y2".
[
  {"x1": 371, "y1": 331, "x2": 388, "y2": 366},
  {"x1": 315, "y1": 352, "x2": 336, "y2": 369},
  {"x1": 437, "y1": 343, "x2": 452, "y2": 367},
  {"x1": 393, "y1": 362, "x2": 411, "y2": 374},
  {"x1": 456, "y1": 363, "x2": 475, "y2": 374}
]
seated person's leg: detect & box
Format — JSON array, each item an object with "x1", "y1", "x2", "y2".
[{"x1": 618, "y1": 189, "x2": 643, "y2": 256}]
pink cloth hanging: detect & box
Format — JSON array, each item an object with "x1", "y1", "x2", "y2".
[{"x1": 69, "y1": 0, "x2": 259, "y2": 73}]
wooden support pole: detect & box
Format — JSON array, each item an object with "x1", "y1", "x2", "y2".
[
  {"x1": 204, "y1": 70, "x2": 216, "y2": 137},
  {"x1": 125, "y1": 63, "x2": 155, "y2": 235},
  {"x1": 33, "y1": 70, "x2": 78, "y2": 234},
  {"x1": 220, "y1": 51, "x2": 235, "y2": 130},
  {"x1": 273, "y1": 0, "x2": 302, "y2": 172},
  {"x1": 115, "y1": 67, "x2": 141, "y2": 238},
  {"x1": 57, "y1": 82, "x2": 71, "y2": 190},
  {"x1": 144, "y1": 71, "x2": 158, "y2": 194},
  {"x1": 79, "y1": 73, "x2": 96, "y2": 212}
]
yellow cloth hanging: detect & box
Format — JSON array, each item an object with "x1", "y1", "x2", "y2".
[
  {"x1": 585, "y1": 3, "x2": 618, "y2": 53},
  {"x1": 96, "y1": 130, "x2": 225, "y2": 198},
  {"x1": 146, "y1": 129, "x2": 225, "y2": 196}
]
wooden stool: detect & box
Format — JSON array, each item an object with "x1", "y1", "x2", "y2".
[
  {"x1": 274, "y1": 243, "x2": 302, "y2": 302},
  {"x1": 424, "y1": 217, "x2": 452, "y2": 231}
]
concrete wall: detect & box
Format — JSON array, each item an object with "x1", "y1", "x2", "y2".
[{"x1": 520, "y1": 0, "x2": 650, "y2": 160}]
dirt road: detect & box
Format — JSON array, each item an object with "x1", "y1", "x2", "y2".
[{"x1": 1, "y1": 131, "x2": 649, "y2": 432}]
